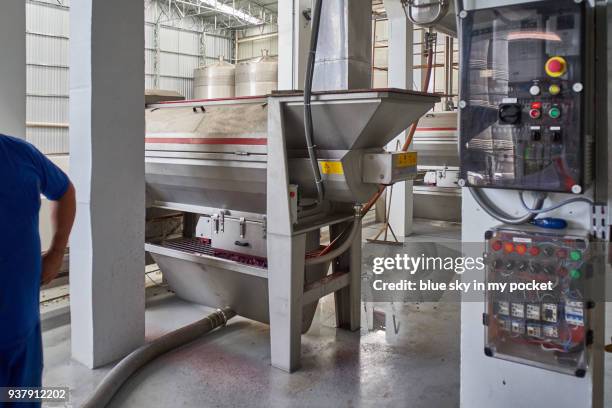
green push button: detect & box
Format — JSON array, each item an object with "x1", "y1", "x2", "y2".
[
  {"x1": 570, "y1": 250, "x2": 582, "y2": 261},
  {"x1": 549, "y1": 106, "x2": 561, "y2": 119},
  {"x1": 570, "y1": 269, "x2": 582, "y2": 279}
]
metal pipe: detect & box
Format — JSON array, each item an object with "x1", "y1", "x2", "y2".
[
  {"x1": 303, "y1": 0, "x2": 325, "y2": 203},
  {"x1": 81, "y1": 307, "x2": 236, "y2": 408}
]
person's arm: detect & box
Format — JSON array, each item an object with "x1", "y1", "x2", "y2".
[{"x1": 41, "y1": 182, "x2": 76, "y2": 285}]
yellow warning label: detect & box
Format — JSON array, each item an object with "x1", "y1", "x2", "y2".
[
  {"x1": 395, "y1": 152, "x2": 417, "y2": 168},
  {"x1": 320, "y1": 161, "x2": 344, "y2": 175}
]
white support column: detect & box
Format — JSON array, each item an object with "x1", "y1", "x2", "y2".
[
  {"x1": 69, "y1": 0, "x2": 145, "y2": 368},
  {"x1": 278, "y1": 0, "x2": 311, "y2": 90},
  {"x1": 0, "y1": 0, "x2": 25, "y2": 138},
  {"x1": 383, "y1": 0, "x2": 415, "y2": 237}
]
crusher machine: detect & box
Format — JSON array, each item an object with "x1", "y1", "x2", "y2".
[{"x1": 144, "y1": 89, "x2": 439, "y2": 371}]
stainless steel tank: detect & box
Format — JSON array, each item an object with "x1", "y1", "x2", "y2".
[
  {"x1": 193, "y1": 56, "x2": 235, "y2": 99},
  {"x1": 235, "y1": 50, "x2": 278, "y2": 97}
]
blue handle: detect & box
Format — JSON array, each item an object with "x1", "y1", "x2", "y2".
[{"x1": 530, "y1": 218, "x2": 567, "y2": 229}]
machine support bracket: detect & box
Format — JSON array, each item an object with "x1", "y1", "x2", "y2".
[{"x1": 302, "y1": 271, "x2": 350, "y2": 306}]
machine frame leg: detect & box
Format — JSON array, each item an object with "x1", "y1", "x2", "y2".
[
  {"x1": 331, "y1": 221, "x2": 362, "y2": 331},
  {"x1": 267, "y1": 232, "x2": 307, "y2": 372}
]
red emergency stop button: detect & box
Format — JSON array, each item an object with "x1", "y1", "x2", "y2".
[{"x1": 545, "y1": 56, "x2": 567, "y2": 78}]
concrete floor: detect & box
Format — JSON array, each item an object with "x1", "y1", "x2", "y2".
[
  {"x1": 43, "y1": 295, "x2": 460, "y2": 408},
  {"x1": 40, "y1": 219, "x2": 611, "y2": 407}
]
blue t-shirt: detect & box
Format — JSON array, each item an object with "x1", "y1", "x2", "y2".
[{"x1": 0, "y1": 135, "x2": 69, "y2": 347}]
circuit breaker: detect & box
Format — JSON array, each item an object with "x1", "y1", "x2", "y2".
[
  {"x1": 483, "y1": 226, "x2": 594, "y2": 376},
  {"x1": 458, "y1": 0, "x2": 592, "y2": 193}
]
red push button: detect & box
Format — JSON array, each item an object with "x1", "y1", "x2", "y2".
[
  {"x1": 529, "y1": 109, "x2": 541, "y2": 119},
  {"x1": 545, "y1": 56, "x2": 567, "y2": 78},
  {"x1": 491, "y1": 241, "x2": 502, "y2": 251},
  {"x1": 529, "y1": 246, "x2": 540, "y2": 256}
]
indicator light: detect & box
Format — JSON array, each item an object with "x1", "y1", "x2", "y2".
[
  {"x1": 516, "y1": 244, "x2": 527, "y2": 255},
  {"x1": 529, "y1": 109, "x2": 541, "y2": 119},
  {"x1": 504, "y1": 242, "x2": 515, "y2": 253},
  {"x1": 570, "y1": 250, "x2": 582, "y2": 261},
  {"x1": 549, "y1": 107, "x2": 561, "y2": 119},
  {"x1": 529, "y1": 246, "x2": 540, "y2": 256},
  {"x1": 569, "y1": 269, "x2": 581, "y2": 279},
  {"x1": 558, "y1": 267, "x2": 568, "y2": 277},
  {"x1": 529, "y1": 85, "x2": 541, "y2": 96},
  {"x1": 545, "y1": 56, "x2": 567, "y2": 78},
  {"x1": 530, "y1": 102, "x2": 542, "y2": 109},
  {"x1": 557, "y1": 249, "x2": 567, "y2": 259},
  {"x1": 492, "y1": 241, "x2": 503, "y2": 251},
  {"x1": 549, "y1": 84, "x2": 561, "y2": 95}
]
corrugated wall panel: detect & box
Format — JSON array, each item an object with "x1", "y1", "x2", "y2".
[
  {"x1": 145, "y1": 24, "x2": 155, "y2": 48},
  {"x1": 26, "y1": 0, "x2": 232, "y2": 153},
  {"x1": 27, "y1": 96, "x2": 69, "y2": 124},
  {"x1": 26, "y1": 35, "x2": 69, "y2": 66},
  {"x1": 26, "y1": 0, "x2": 70, "y2": 154},
  {"x1": 205, "y1": 35, "x2": 232, "y2": 60},
  {"x1": 236, "y1": 24, "x2": 278, "y2": 62},
  {"x1": 26, "y1": 127, "x2": 69, "y2": 155},
  {"x1": 26, "y1": 2, "x2": 69, "y2": 37},
  {"x1": 159, "y1": 77, "x2": 194, "y2": 100},
  {"x1": 27, "y1": 65, "x2": 69, "y2": 96}
]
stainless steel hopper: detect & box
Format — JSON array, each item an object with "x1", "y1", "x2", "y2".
[{"x1": 144, "y1": 89, "x2": 438, "y2": 213}]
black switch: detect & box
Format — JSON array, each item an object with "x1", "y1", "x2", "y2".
[
  {"x1": 498, "y1": 103, "x2": 522, "y2": 125},
  {"x1": 531, "y1": 129, "x2": 542, "y2": 141},
  {"x1": 552, "y1": 130, "x2": 562, "y2": 142}
]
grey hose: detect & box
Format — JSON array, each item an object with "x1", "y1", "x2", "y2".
[
  {"x1": 305, "y1": 216, "x2": 362, "y2": 266},
  {"x1": 469, "y1": 187, "x2": 545, "y2": 225},
  {"x1": 81, "y1": 307, "x2": 236, "y2": 408},
  {"x1": 519, "y1": 191, "x2": 593, "y2": 214},
  {"x1": 303, "y1": 0, "x2": 325, "y2": 203}
]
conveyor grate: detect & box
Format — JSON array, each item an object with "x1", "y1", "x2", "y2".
[{"x1": 160, "y1": 237, "x2": 267, "y2": 268}]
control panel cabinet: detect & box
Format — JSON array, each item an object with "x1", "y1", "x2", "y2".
[
  {"x1": 458, "y1": 0, "x2": 593, "y2": 193},
  {"x1": 483, "y1": 226, "x2": 595, "y2": 376}
]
